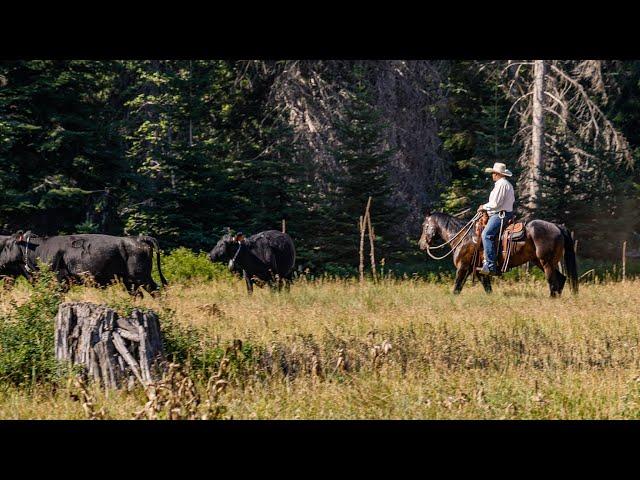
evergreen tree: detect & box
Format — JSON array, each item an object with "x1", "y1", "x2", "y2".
[
  {"x1": 217, "y1": 63, "x2": 311, "y2": 238},
  {"x1": 439, "y1": 61, "x2": 521, "y2": 215},
  {"x1": 535, "y1": 143, "x2": 574, "y2": 225},
  {"x1": 120, "y1": 60, "x2": 313, "y2": 253},
  {"x1": 121, "y1": 60, "x2": 240, "y2": 249},
  {"x1": 311, "y1": 69, "x2": 404, "y2": 269},
  {"x1": 604, "y1": 61, "x2": 640, "y2": 237},
  {"x1": 538, "y1": 138, "x2": 639, "y2": 258},
  {"x1": 0, "y1": 60, "x2": 128, "y2": 234},
  {"x1": 535, "y1": 61, "x2": 640, "y2": 258}
]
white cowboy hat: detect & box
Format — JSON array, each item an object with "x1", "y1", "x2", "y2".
[{"x1": 484, "y1": 162, "x2": 513, "y2": 177}]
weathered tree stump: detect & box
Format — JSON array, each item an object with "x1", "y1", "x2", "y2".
[{"x1": 55, "y1": 302, "x2": 166, "y2": 389}]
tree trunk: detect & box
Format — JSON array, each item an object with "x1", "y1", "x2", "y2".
[
  {"x1": 55, "y1": 302, "x2": 166, "y2": 389},
  {"x1": 530, "y1": 60, "x2": 546, "y2": 211}
]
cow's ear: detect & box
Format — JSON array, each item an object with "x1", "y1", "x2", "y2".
[
  {"x1": 235, "y1": 233, "x2": 245, "y2": 242},
  {"x1": 424, "y1": 208, "x2": 431, "y2": 217}
]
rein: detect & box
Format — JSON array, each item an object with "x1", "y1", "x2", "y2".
[
  {"x1": 497, "y1": 211, "x2": 508, "y2": 273},
  {"x1": 425, "y1": 212, "x2": 483, "y2": 261}
]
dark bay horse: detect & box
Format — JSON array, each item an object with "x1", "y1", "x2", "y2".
[{"x1": 418, "y1": 211, "x2": 578, "y2": 297}]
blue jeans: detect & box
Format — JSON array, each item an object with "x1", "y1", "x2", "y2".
[{"x1": 482, "y1": 211, "x2": 513, "y2": 269}]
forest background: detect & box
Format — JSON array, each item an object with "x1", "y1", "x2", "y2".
[{"x1": 1, "y1": 60, "x2": 638, "y2": 275}]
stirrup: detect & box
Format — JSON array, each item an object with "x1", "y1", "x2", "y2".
[{"x1": 477, "y1": 264, "x2": 499, "y2": 276}]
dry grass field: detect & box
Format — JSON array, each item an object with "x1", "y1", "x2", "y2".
[{"x1": 1, "y1": 274, "x2": 640, "y2": 419}]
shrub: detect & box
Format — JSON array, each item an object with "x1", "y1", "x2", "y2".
[
  {"x1": 0, "y1": 264, "x2": 64, "y2": 387},
  {"x1": 158, "y1": 247, "x2": 233, "y2": 284}
]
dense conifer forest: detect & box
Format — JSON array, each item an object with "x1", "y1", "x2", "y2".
[{"x1": 1, "y1": 60, "x2": 639, "y2": 272}]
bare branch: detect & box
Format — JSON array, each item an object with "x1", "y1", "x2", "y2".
[
  {"x1": 549, "y1": 63, "x2": 632, "y2": 166},
  {"x1": 504, "y1": 91, "x2": 534, "y2": 128}
]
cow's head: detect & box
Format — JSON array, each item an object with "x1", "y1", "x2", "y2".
[
  {"x1": 0, "y1": 231, "x2": 30, "y2": 273},
  {"x1": 209, "y1": 230, "x2": 245, "y2": 264}
]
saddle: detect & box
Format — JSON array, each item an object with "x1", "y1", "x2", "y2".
[
  {"x1": 503, "y1": 221, "x2": 526, "y2": 246},
  {"x1": 473, "y1": 212, "x2": 527, "y2": 275}
]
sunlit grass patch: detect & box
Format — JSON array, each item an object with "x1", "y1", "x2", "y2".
[{"x1": 0, "y1": 275, "x2": 639, "y2": 419}]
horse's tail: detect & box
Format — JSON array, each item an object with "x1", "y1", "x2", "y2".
[
  {"x1": 138, "y1": 235, "x2": 168, "y2": 287},
  {"x1": 559, "y1": 225, "x2": 578, "y2": 294}
]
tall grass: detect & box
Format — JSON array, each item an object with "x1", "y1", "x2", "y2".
[{"x1": 1, "y1": 270, "x2": 640, "y2": 419}]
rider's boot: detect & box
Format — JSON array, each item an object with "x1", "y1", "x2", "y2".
[{"x1": 477, "y1": 261, "x2": 499, "y2": 276}]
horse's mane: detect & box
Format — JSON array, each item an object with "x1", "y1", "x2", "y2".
[{"x1": 431, "y1": 212, "x2": 467, "y2": 234}]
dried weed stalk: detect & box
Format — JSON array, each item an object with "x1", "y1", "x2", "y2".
[
  {"x1": 133, "y1": 360, "x2": 230, "y2": 420},
  {"x1": 71, "y1": 375, "x2": 107, "y2": 420}
]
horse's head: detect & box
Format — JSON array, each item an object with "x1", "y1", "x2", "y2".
[{"x1": 418, "y1": 210, "x2": 438, "y2": 251}]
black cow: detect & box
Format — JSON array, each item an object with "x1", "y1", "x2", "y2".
[
  {"x1": 209, "y1": 230, "x2": 296, "y2": 294},
  {"x1": 0, "y1": 231, "x2": 168, "y2": 294},
  {"x1": 0, "y1": 235, "x2": 21, "y2": 282}
]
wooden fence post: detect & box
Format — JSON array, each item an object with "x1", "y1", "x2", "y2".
[
  {"x1": 623, "y1": 240, "x2": 627, "y2": 282},
  {"x1": 358, "y1": 197, "x2": 373, "y2": 284},
  {"x1": 365, "y1": 198, "x2": 377, "y2": 283},
  {"x1": 359, "y1": 216, "x2": 365, "y2": 284},
  {"x1": 282, "y1": 219, "x2": 286, "y2": 233}
]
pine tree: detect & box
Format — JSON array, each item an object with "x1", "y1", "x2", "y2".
[
  {"x1": 439, "y1": 61, "x2": 521, "y2": 216},
  {"x1": 218, "y1": 63, "x2": 310, "y2": 237},
  {"x1": 526, "y1": 61, "x2": 640, "y2": 259},
  {"x1": 311, "y1": 69, "x2": 404, "y2": 269},
  {"x1": 120, "y1": 60, "x2": 313, "y2": 252},
  {"x1": 604, "y1": 61, "x2": 640, "y2": 237},
  {"x1": 0, "y1": 60, "x2": 128, "y2": 235},
  {"x1": 120, "y1": 60, "x2": 240, "y2": 249},
  {"x1": 1, "y1": 59, "x2": 638, "y2": 266},
  {"x1": 536, "y1": 142, "x2": 576, "y2": 225}
]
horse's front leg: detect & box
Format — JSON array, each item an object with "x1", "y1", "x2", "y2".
[
  {"x1": 453, "y1": 266, "x2": 471, "y2": 294},
  {"x1": 469, "y1": 245, "x2": 492, "y2": 293}
]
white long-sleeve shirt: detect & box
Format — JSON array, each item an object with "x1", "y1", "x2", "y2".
[{"x1": 483, "y1": 177, "x2": 515, "y2": 215}]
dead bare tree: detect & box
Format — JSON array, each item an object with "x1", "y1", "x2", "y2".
[
  {"x1": 530, "y1": 60, "x2": 546, "y2": 210},
  {"x1": 262, "y1": 60, "x2": 449, "y2": 236},
  {"x1": 499, "y1": 60, "x2": 633, "y2": 214}
]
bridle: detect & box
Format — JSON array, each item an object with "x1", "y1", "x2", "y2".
[
  {"x1": 20, "y1": 233, "x2": 35, "y2": 273},
  {"x1": 228, "y1": 240, "x2": 243, "y2": 270},
  {"x1": 424, "y1": 222, "x2": 436, "y2": 242},
  {"x1": 422, "y1": 212, "x2": 482, "y2": 261}
]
